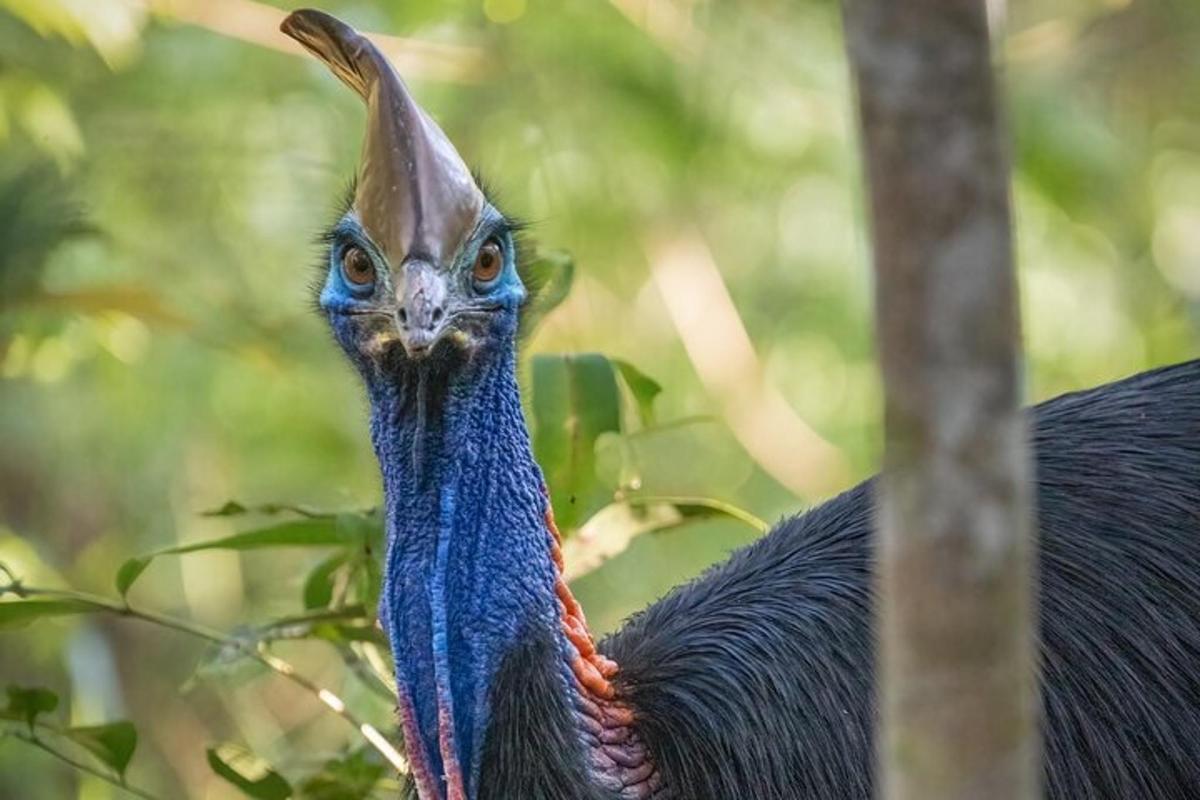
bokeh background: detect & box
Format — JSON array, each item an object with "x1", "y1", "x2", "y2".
[{"x1": 1, "y1": 0, "x2": 1198, "y2": 797}]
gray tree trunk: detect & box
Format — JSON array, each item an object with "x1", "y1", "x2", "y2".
[{"x1": 840, "y1": 1, "x2": 1040, "y2": 799}]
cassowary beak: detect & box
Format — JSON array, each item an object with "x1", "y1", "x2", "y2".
[
  {"x1": 281, "y1": 8, "x2": 485, "y2": 282},
  {"x1": 397, "y1": 259, "x2": 448, "y2": 355}
]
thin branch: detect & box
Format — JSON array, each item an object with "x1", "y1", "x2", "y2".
[
  {"x1": 254, "y1": 605, "x2": 373, "y2": 641},
  {"x1": 337, "y1": 643, "x2": 397, "y2": 702},
  {"x1": 6, "y1": 731, "x2": 163, "y2": 800},
  {"x1": 0, "y1": 562, "x2": 19, "y2": 588},
  {"x1": 3, "y1": 584, "x2": 407, "y2": 774}
]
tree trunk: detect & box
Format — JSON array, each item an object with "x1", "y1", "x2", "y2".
[{"x1": 840, "y1": 1, "x2": 1040, "y2": 798}]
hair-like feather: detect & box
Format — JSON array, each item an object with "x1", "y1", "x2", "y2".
[
  {"x1": 473, "y1": 360, "x2": 1200, "y2": 799},
  {"x1": 313, "y1": 173, "x2": 550, "y2": 346}
]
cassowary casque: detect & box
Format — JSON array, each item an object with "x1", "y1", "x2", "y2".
[{"x1": 281, "y1": 9, "x2": 1200, "y2": 800}]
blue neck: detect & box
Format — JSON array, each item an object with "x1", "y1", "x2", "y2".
[{"x1": 369, "y1": 344, "x2": 562, "y2": 798}]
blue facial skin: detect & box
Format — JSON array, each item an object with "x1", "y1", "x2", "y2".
[
  {"x1": 319, "y1": 206, "x2": 526, "y2": 330},
  {"x1": 319, "y1": 205, "x2": 564, "y2": 798}
]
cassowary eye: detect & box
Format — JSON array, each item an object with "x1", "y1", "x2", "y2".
[
  {"x1": 473, "y1": 240, "x2": 503, "y2": 284},
  {"x1": 342, "y1": 246, "x2": 375, "y2": 287}
]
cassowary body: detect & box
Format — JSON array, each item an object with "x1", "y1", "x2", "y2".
[{"x1": 281, "y1": 10, "x2": 1200, "y2": 799}]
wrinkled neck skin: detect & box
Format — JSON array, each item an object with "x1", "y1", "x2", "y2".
[{"x1": 363, "y1": 338, "x2": 650, "y2": 800}]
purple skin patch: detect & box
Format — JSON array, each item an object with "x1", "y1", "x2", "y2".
[{"x1": 397, "y1": 687, "x2": 440, "y2": 798}]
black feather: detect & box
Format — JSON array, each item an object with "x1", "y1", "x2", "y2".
[
  {"x1": 482, "y1": 631, "x2": 625, "y2": 800},
  {"x1": 479, "y1": 360, "x2": 1200, "y2": 799}
]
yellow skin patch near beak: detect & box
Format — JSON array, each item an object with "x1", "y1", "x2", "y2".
[{"x1": 364, "y1": 329, "x2": 402, "y2": 357}]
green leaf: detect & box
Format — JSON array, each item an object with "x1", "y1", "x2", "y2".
[
  {"x1": 65, "y1": 721, "x2": 137, "y2": 778},
  {"x1": 297, "y1": 747, "x2": 385, "y2": 800},
  {"x1": 310, "y1": 624, "x2": 389, "y2": 647},
  {"x1": 530, "y1": 353, "x2": 622, "y2": 533},
  {"x1": 203, "y1": 500, "x2": 249, "y2": 517},
  {"x1": 115, "y1": 557, "x2": 151, "y2": 598},
  {"x1": 333, "y1": 513, "x2": 382, "y2": 553},
  {"x1": 3, "y1": 685, "x2": 58, "y2": 732},
  {"x1": 201, "y1": 501, "x2": 337, "y2": 519},
  {"x1": 521, "y1": 250, "x2": 574, "y2": 337},
  {"x1": 559, "y1": 495, "x2": 768, "y2": 582},
  {"x1": 207, "y1": 743, "x2": 293, "y2": 800},
  {"x1": 612, "y1": 358, "x2": 663, "y2": 426},
  {"x1": 303, "y1": 553, "x2": 346, "y2": 610},
  {"x1": 355, "y1": 551, "x2": 382, "y2": 618},
  {"x1": 0, "y1": 598, "x2": 93, "y2": 629},
  {"x1": 625, "y1": 495, "x2": 769, "y2": 534},
  {"x1": 167, "y1": 519, "x2": 357, "y2": 554},
  {"x1": 117, "y1": 517, "x2": 369, "y2": 597}
]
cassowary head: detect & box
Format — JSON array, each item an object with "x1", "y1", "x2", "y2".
[{"x1": 283, "y1": 10, "x2": 526, "y2": 378}]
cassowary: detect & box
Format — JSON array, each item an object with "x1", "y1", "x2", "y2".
[{"x1": 280, "y1": 10, "x2": 1200, "y2": 800}]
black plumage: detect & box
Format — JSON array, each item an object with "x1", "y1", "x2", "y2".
[{"x1": 477, "y1": 360, "x2": 1200, "y2": 799}]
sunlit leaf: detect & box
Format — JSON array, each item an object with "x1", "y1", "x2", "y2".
[
  {"x1": 3, "y1": 685, "x2": 58, "y2": 732},
  {"x1": 15, "y1": 79, "x2": 83, "y2": 166},
  {"x1": 530, "y1": 353, "x2": 622, "y2": 533},
  {"x1": 0, "y1": 598, "x2": 93, "y2": 629},
  {"x1": 561, "y1": 495, "x2": 767, "y2": 581},
  {"x1": 0, "y1": 0, "x2": 146, "y2": 67},
  {"x1": 207, "y1": 743, "x2": 293, "y2": 800},
  {"x1": 612, "y1": 358, "x2": 662, "y2": 426},
  {"x1": 65, "y1": 721, "x2": 137, "y2": 778}
]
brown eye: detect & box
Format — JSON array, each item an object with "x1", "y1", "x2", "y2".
[
  {"x1": 473, "y1": 240, "x2": 503, "y2": 284},
  {"x1": 342, "y1": 246, "x2": 375, "y2": 287}
]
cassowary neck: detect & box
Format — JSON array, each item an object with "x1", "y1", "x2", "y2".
[{"x1": 368, "y1": 345, "x2": 638, "y2": 799}]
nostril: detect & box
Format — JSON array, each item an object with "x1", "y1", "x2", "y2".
[
  {"x1": 431, "y1": 307, "x2": 444, "y2": 324},
  {"x1": 398, "y1": 308, "x2": 408, "y2": 326}
]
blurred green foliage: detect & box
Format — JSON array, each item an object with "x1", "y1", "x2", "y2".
[{"x1": 1, "y1": 0, "x2": 1197, "y2": 797}]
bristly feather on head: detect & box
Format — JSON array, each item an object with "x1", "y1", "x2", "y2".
[{"x1": 310, "y1": 173, "x2": 547, "y2": 345}]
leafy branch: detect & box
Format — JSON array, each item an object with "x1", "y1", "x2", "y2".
[
  {"x1": 0, "y1": 573, "x2": 407, "y2": 778},
  {"x1": 5, "y1": 730, "x2": 160, "y2": 800},
  {"x1": 1, "y1": 349, "x2": 768, "y2": 797},
  {"x1": 1, "y1": 686, "x2": 157, "y2": 799}
]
